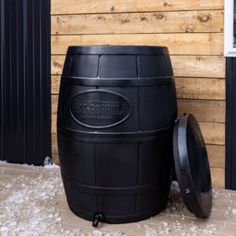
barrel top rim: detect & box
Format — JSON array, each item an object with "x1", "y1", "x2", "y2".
[{"x1": 67, "y1": 45, "x2": 169, "y2": 55}]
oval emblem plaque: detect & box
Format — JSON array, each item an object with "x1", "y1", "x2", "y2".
[{"x1": 69, "y1": 90, "x2": 131, "y2": 129}]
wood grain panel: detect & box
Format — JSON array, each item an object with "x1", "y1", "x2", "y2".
[
  {"x1": 52, "y1": 96, "x2": 225, "y2": 124},
  {"x1": 51, "y1": 76, "x2": 225, "y2": 100},
  {"x1": 50, "y1": 0, "x2": 226, "y2": 182},
  {"x1": 51, "y1": 55, "x2": 225, "y2": 78},
  {"x1": 44, "y1": 153, "x2": 227, "y2": 189},
  {"x1": 175, "y1": 78, "x2": 225, "y2": 100},
  {"x1": 52, "y1": 133, "x2": 225, "y2": 183},
  {"x1": 52, "y1": 95, "x2": 59, "y2": 115},
  {"x1": 199, "y1": 122, "x2": 225, "y2": 145},
  {"x1": 51, "y1": 114, "x2": 224, "y2": 145},
  {"x1": 51, "y1": 148, "x2": 225, "y2": 187},
  {"x1": 51, "y1": 0, "x2": 224, "y2": 14},
  {"x1": 51, "y1": 130, "x2": 224, "y2": 167},
  {"x1": 178, "y1": 99, "x2": 225, "y2": 123},
  {"x1": 51, "y1": 75, "x2": 61, "y2": 94},
  {"x1": 211, "y1": 168, "x2": 225, "y2": 188},
  {"x1": 52, "y1": 95, "x2": 225, "y2": 123},
  {"x1": 51, "y1": 33, "x2": 223, "y2": 56},
  {"x1": 171, "y1": 56, "x2": 225, "y2": 78},
  {"x1": 52, "y1": 115, "x2": 56, "y2": 135},
  {"x1": 52, "y1": 133, "x2": 58, "y2": 155},
  {"x1": 51, "y1": 56, "x2": 65, "y2": 75},
  {"x1": 207, "y1": 145, "x2": 225, "y2": 168},
  {"x1": 51, "y1": 11, "x2": 223, "y2": 35}
]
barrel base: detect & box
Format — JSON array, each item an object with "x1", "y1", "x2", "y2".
[
  {"x1": 68, "y1": 202, "x2": 168, "y2": 224},
  {"x1": 62, "y1": 177, "x2": 170, "y2": 224}
]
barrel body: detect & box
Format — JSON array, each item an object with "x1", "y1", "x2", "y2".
[{"x1": 57, "y1": 46, "x2": 178, "y2": 223}]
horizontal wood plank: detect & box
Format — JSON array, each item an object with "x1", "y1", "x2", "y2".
[
  {"x1": 52, "y1": 94, "x2": 225, "y2": 123},
  {"x1": 51, "y1": 55, "x2": 225, "y2": 78},
  {"x1": 51, "y1": 132, "x2": 224, "y2": 167},
  {"x1": 51, "y1": 33, "x2": 223, "y2": 56},
  {"x1": 51, "y1": 75, "x2": 61, "y2": 94},
  {"x1": 178, "y1": 99, "x2": 225, "y2": 123},
  {"x1": 51, "y1": 145, "x2": 225, "y2": 170},
  {"x1": 52, "y1": 122, "x2": 225, "y2": 181},
  {"x1": 211, "y1": 168, "x2": 225, "y2": 188},
  {"x1": 51, "y1": 0, "x2": 224, "y2": 14},
  {"x1": 51, "y1": 56, "x2": 63, "y2": 76},
  {"x1": 51, "y1": 114, "x2": 224, "y2": 145},
  {"x1": 51, "y1": 10, "x2": 223, "y2": 35},
  {"x1": 207, "y1": 145, "x2": 225, "y2": 168},
  {"x1": 51, "y1": 155, "x2": 225, "y2": 188},
  {"x1": 51, "y1": 76, "x2": 225, "y2": 100},
  {"x1": 52, "y1": 133, "x2": 58, "y2": 155},
  {"x1": 52, "y1": 94, "x2": 59, "y2": 115},
  {"x1": 50, "y1": 158, "x2": 225, "y2": 189},
  {"x1": 199, "y1": 122, "x2": 225, "y2": 145},
  {"x1": 51, "y1": 115, "x2": 56, "y2": 134},
  {"x1": 175, "y1": 77, "x2": 225, "y2": 100},
  {"x1": 171, "y1": 55, "x2": 225, "y2": 78}
]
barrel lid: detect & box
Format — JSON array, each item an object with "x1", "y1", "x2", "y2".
[
  {"x1": 67, "y1": 45, "x2": 169, "y2": 55},
  {"x1": 173, "y1": 114, "x2": 212, "y2": 219}
]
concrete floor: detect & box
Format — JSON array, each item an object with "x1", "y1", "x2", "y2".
[{"x1": 0, "y1": 162, "x2": 236, "y2": 236}]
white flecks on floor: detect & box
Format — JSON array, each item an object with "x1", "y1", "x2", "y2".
[{"x1": 0, "y1": 162, "x2": 236, "y2": 236}]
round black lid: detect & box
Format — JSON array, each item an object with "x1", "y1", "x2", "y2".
[{"x1": 173, "y1": 114, "x2": 212, "y2": 218}]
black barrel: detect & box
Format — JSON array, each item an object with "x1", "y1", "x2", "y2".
[{"x1": 57, "y1": 46, "x2": 178, "y2": 224}]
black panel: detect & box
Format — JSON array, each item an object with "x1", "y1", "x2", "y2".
[
  {"x1": 70, "y1": 55, "x2": 99, "y2": 77},
  {"x1": 138, "y1": 55, "x2": 171, "y2": 77},
  {"x1": 226, "y1": 58, "x2": 236, "y2": 189},
  {"x1": 100, "y1": 55, "x2": 137, "y2": 78},
  {"x1": 0, "y1": 0, "x2": 51, "y2": 165}
]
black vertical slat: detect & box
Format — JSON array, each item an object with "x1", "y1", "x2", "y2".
[
  {"x1": 31, "y1": 0, "x2": 37, "y2": 164},
  {"x1": 24, "y1": 0, "x2": 29, "y2": 161},
  {"x1": 16, "y1": 0, "x2": 25, "y2": 162},
  {"x1": 42, "y1": 0, "x2": 51, "y2": 163},
  {"x1": 226, "y1": 58, "x2": 236, "y2": 189},
  {"x1": 33, "y1": 0, "x2": 41, "y2": 164},
  {"x1": 0, "y1": 0, "x2": 5, "y2": 160},
  {"x1": 3, "y1": 0, "x2": 10, "y2": 161},
  {"x1": 22, "y1": 0, "x2": 27, "y2": 163},
  {"x1": 0, "y1": 0, "x2": 51, "y2": 165},
  {"x1": 4, "y1": 0, "x2": 13, "y2": 162},
  {"x1": 25, "y1": 0, "x2": 34, "y2": 163}
]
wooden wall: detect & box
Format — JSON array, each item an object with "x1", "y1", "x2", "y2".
[{"x1": 51, "y1": 0, "x2": 225, "y2": 188}]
